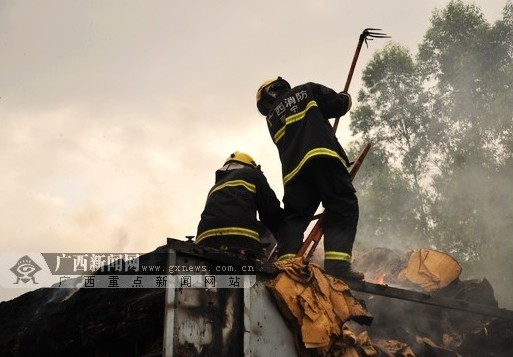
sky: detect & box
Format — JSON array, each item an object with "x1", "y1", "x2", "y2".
[{"x1": 0, "y1": 0, "x2": 508, "y2": 302}]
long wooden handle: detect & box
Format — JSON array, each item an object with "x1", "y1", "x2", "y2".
[{"x1": 332, "y1": 33, "x2": 366, "y2": 133}]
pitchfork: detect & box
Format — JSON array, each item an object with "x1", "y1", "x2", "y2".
[
  {"x1": 333, "y1": 28, "x2": 390, "y2": 132},
  {"x1": 300, "y1": 28, "x2": 389, "y2": 261},
  {"x1": 266, "y1": 28, "x2": 389, "y2": 264}
]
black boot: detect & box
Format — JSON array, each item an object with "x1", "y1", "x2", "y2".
[{"x1": 324, "y1": 260, "x2": 364, "y2": 281}]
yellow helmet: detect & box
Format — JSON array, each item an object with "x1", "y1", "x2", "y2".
[
  {"x1": 256, "y1": 76, "x2": 291, "y2": 116},
  {"x1": 224, "y1": 151, "x2": 257, "y2": 168}
]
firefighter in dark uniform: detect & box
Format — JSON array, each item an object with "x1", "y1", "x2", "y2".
[
  {"x1": 195, "y1": 151, "x2": 283, "y2": 259},
  {"x1": 256, "y1": 77, "x2": 364, "y2": 280}
]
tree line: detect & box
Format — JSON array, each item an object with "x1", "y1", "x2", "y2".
[{"x1": 350, "y1": 0, "x2": 513, "y2": 296}]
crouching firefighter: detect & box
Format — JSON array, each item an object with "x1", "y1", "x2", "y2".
[{"x1": 194, "y1": 151, "x2": 283, "y2": 259}]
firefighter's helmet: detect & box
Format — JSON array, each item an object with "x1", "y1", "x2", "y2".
[
  {"x1": 256, "y1": 76, "x2": 291, "y2": 116},
  {"x1": 224, "y1": 151, "x2": 257, "y2": 168}
]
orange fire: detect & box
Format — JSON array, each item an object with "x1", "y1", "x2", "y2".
[{"x1": 371, "y1": 271, "x2": 386, "y2": 285}]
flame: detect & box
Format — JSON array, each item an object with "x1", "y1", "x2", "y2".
[{"x1": 371, "y1": 271, "x2": 386, "y2": 285}]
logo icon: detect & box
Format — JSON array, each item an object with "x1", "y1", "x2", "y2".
[{"x1": 10, "y1": 255, "x2": 42, "y2": 284}]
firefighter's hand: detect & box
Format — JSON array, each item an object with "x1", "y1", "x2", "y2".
[{"x1": 340, "y1": 91, "x2": 352, "y2": 113}]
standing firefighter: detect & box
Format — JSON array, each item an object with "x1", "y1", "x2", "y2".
[
  {"x1": 256, "y1": 77, "x2": 364, "y2": 280},
  {"x1": 195, "y1": 151, "x2": 283, "y2": 259}
]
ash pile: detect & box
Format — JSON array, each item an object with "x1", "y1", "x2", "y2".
[{"x1": 319, "y1": 247, "x2": 513, "y2": 357}]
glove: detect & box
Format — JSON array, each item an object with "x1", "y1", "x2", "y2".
[{"x1": 340, "y1": 91, "x2": 352, "y2": 113}]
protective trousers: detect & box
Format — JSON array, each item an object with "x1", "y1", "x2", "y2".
[{"x1": 276, "y1": 157, "x2": 359, "y2": 261}]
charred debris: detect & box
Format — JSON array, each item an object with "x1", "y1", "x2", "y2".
[{"x1": 0, "y1": 239, "x2": 512, "y2": 356}]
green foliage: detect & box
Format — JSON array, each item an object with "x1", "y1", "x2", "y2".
[
  {"x1": 349, "y1": 144, "x2": 424, "y2": 250},
  {"x1": 351, "y1": 0, "x2": 513, "y2": 296},
  {"x1": 351, "y1": 43, "x2": 435, "y2": 244}
]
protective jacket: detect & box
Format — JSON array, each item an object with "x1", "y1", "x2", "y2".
[
  {"x1": 265, "y1": 82, "x2": 351, "y2": 185},
  {"x1": 195, "y1": 163, "x2": 283, "y2": 255}
]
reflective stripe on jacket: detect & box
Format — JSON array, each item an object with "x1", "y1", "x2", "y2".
[
  {"x1": 195, "y1": 165, "x2": 283, "y2": 245},
  {"x1": 266, "y1": 82, "x2": 351, "y2": 185}
]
